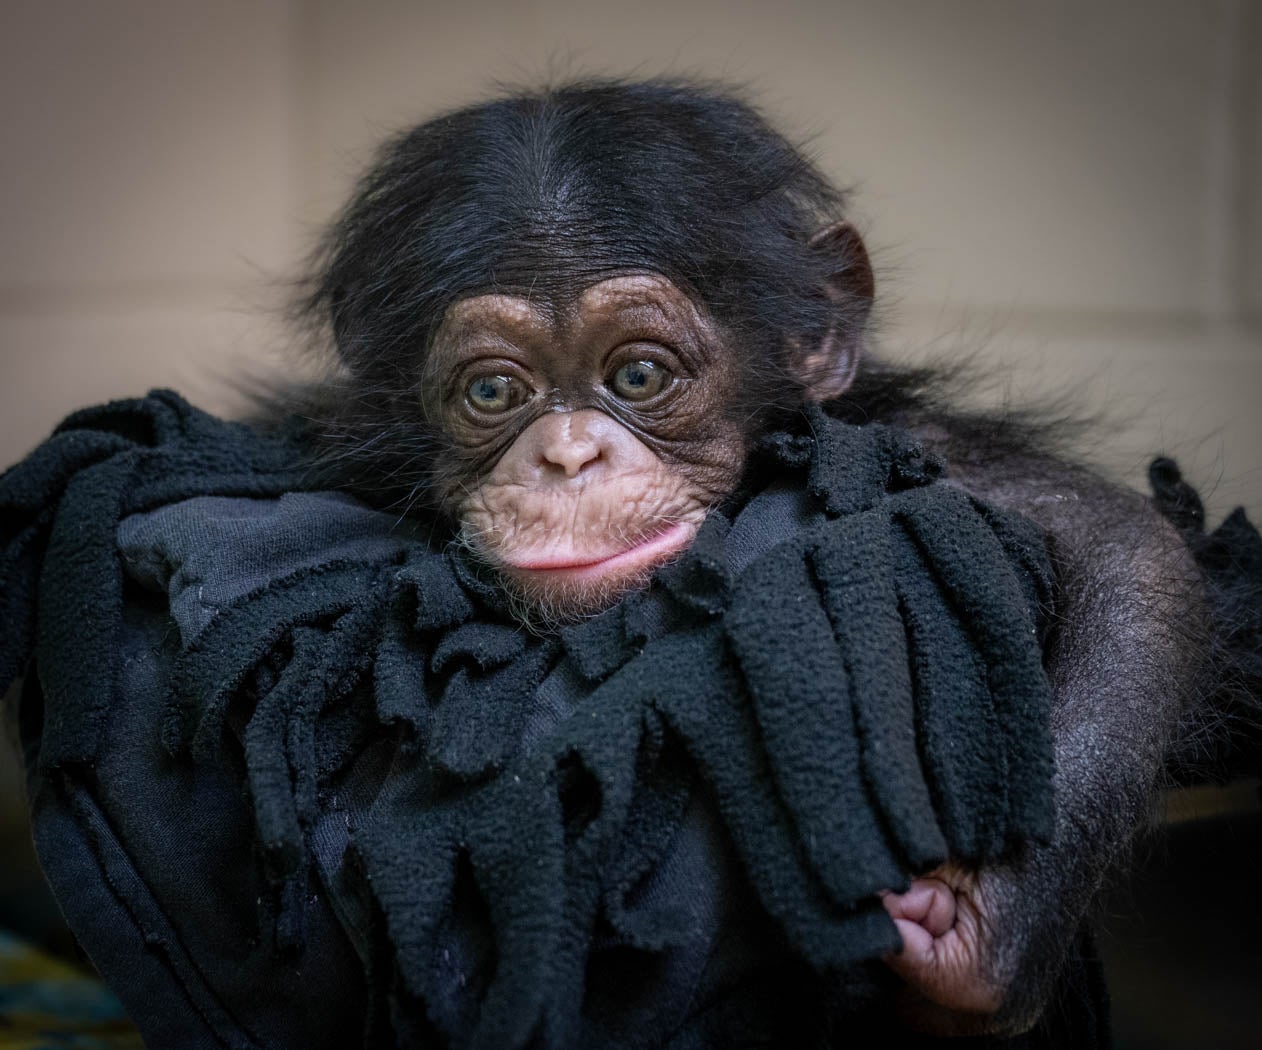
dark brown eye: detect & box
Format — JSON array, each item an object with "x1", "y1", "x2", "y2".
[
  {"x1": 609, "y1": 360, "x2": 669, "y2": 401},
  {"x1": 465, "y1": 374, "x2": 525, "y2": 414}
]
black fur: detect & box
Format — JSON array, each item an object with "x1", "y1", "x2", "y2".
[{"x1": 287, "y1": 78, "x2": 873, "y2": 511}]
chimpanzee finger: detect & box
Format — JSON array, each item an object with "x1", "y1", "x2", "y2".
[{"x1": 881, "y1": 876, "x2": 958, "y2": 939}]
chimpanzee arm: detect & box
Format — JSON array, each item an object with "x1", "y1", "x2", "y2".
[{"x1": 883, "y1": 445, "x2": 1209, "y2": 1034}]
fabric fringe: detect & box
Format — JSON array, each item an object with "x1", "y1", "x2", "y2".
[{"x1": 3, "y1": 392, "x2": 1062, "y2": 1048}]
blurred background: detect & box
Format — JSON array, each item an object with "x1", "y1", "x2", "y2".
[{"x1": 1, "y1": 1, "x2": 1259, "y2": 1046}]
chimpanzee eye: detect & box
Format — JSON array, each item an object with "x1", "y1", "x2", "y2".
[
  {"x1": 465, "y1": 374, "x2": 524, "y2": 414},
  {"x1": 609, "y1": 360, "x2": 669, "y2": 401}
]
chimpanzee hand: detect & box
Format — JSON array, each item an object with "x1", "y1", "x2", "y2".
[
  {"x1": 880, "y1": 861, "x2": 1017, "y2": 1037},
  {"x1": 883, "y1": 445, "x2": 1208, "y2": 1039}
]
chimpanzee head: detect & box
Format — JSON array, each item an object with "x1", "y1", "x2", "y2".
[{"x1": 297, "y1": 79, "x2": 874, "y2": 620}]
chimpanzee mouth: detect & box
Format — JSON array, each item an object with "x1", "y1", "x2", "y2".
[{"x1": 503, "y1": 521, "x2": 697, "y2": 580}]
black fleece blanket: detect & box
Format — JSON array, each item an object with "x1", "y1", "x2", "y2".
[{"x1": 2, "y1": 391, "x2": 1069, "y2": 1049}]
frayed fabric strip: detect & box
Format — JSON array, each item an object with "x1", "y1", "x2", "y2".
[{"x1": 2, "y1": 391, "x2": 1063, "y2": 1049}]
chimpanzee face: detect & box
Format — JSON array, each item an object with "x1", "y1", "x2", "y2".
[{"x1": 423, "y1": 273, "x2": 748, "y2": 621}]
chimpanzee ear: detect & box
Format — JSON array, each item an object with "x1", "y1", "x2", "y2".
[
  {"x1": 788, "y1": 222, "x2": 874, "y2": 401},
  {"x1": 811, "y1": 221, "x2": 875, "y2": 304}
]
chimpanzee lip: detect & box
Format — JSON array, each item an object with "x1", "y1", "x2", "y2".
[{"x1": 504, "y1": 521, "x2": 696, "y2": 578}]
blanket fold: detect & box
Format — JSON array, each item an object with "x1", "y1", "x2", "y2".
[{"x1": 2, "y1": 392, "x2": 1060, "y2": 1049}]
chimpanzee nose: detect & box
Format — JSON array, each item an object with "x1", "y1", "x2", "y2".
[{"x1": 536, "y1": 411, "x2": 606, "y2": 479}]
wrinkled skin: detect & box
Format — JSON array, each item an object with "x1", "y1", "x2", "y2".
[
  {"x1": 882, "y1": 866, "x2": 1005, "y2": 1032},
  {"x1": 424, "y1": 275, "x2": 748, "y2": 621}
]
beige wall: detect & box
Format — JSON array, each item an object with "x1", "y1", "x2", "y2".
[{"x1": 1, "y1": 0, "x2": 1259, "y2": 517}]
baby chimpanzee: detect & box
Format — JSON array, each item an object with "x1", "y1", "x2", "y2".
[{"x1": 277, "y1": 79, "x2": 1206, "y2": 1037}]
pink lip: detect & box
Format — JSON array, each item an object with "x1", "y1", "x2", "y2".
[{"x1": 506, "y1": 522, "x2": 696, "y2": 578}]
